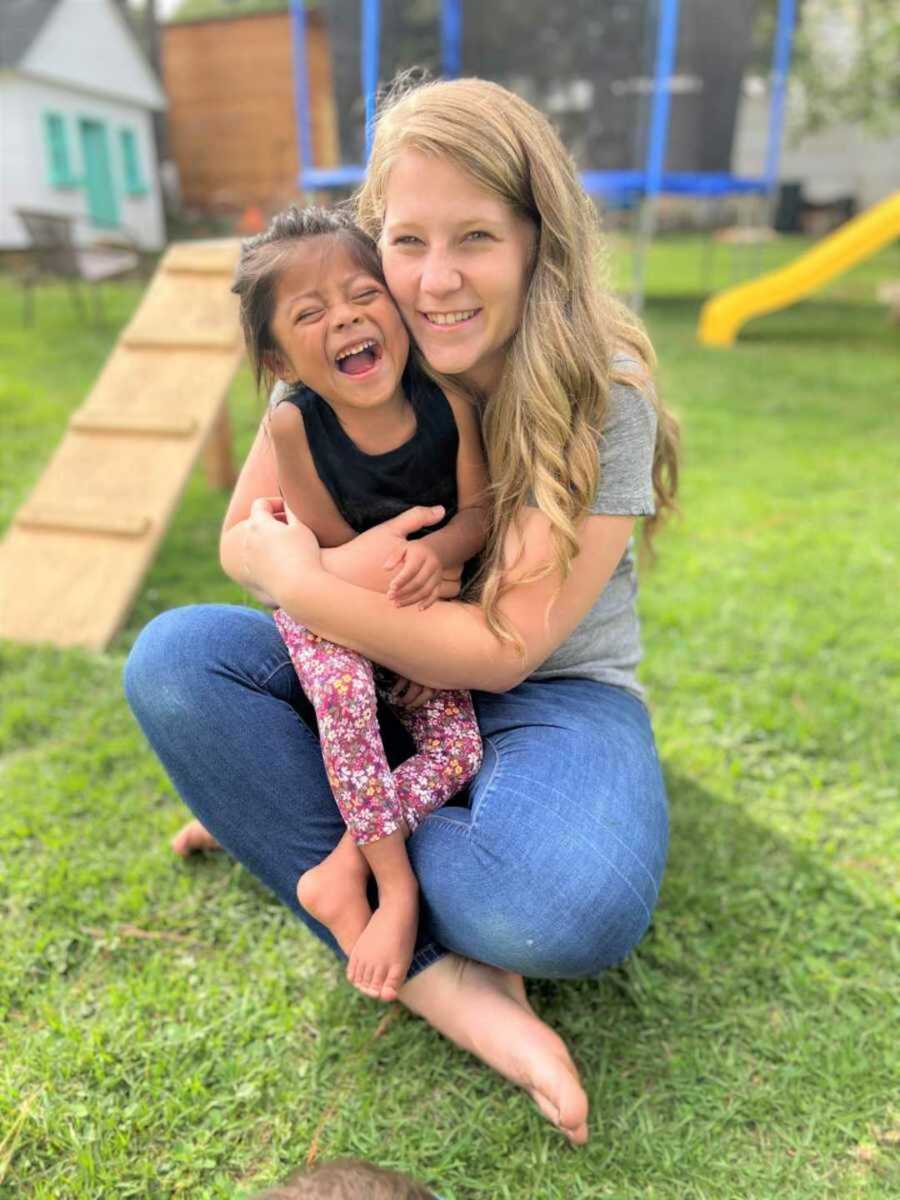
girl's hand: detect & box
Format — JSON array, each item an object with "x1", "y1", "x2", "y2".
[
  {"x1": 384, "y1": 539, "x2": 444, "y2": 609},
  {"x1": 321, "y1": 506, "x2": 449, "y2": 598},
  {"x1": 243, "y1": 497, "x2": 321, "y2": 603},
  {"x1": 389, "y1": 676, "x2": 438, "y2": 710}
]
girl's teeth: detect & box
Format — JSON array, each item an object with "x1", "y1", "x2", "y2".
[
  {"x1": 336, "y1": 339, "x2": 375, "y2": 361},
  {"x1": 427, "y1": 309, "x2": 477, "y2": 325}
]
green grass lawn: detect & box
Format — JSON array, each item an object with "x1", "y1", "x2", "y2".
[{"x1": 1, "y1": 238, "x2": 898, "y2": 1199}]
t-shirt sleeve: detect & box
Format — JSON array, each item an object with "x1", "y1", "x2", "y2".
[
  {"x1": 269, "y1": 379, "x2": 290, "y2": 410},
  {"x1": 590, "y1": 372, "x2": 658, "y2": 516}
]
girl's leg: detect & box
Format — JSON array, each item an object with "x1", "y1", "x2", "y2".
[
  {"x1": 389, "y1": 689, "x2": 483, "y2": 832},
  {"x1": 273, "y1": 610, "x2": 420, "y2": 1002},
  {"x1": 125, "y1": 605, "x2": 424, "y2": 970},
  {"x1": 124, "y1": 605, "x2": 347, "y2": 956},
  {"x1": 273, "y1": 611, "x2": 404, "y2": 843}
]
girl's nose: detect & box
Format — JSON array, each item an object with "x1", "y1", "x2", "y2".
[{"x1": 333, "y1": 307, "x2": 363, "y2": 330}]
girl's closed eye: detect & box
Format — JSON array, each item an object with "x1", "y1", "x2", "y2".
[{"x1": 296, "y1": 307, "x2": 323, "y2": 323}]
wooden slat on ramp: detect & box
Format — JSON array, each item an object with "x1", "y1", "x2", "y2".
[{"x1": 0, "y1": 239, "x2": 244, "y2": 650}]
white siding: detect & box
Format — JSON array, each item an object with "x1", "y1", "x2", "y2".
[
  {"x1": 20, "y1": 0, "x2": 165, "y2": 110},
  {"x1": 734, "y1": 89, "x2": 900, "y2": 210},
  {"x1": 0, "y1": 74, "x2": 165, "y2": 250}
]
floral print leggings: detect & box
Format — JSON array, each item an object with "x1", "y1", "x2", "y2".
[{"x1": 274, "y1": 610, "x2": 483, "y2": 846}]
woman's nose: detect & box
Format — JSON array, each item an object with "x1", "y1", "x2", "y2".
[{"x1": 420, "y1": 250, "x2": 463, "y2": 297}]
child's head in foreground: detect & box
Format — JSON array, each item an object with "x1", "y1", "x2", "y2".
[
  {"x1": 249, "y1": 1156, "x2": 437, "y2": 1199},
  {"x1": 231, "y1": 205, "x2": 410, "y2": 411}
]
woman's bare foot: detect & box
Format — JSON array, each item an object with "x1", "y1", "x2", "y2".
[
  {"x1": 171, "y1": 819, "x2": 221, "y2": 857},
  {"x1": 346, "y1": 883, "x2": 418, "y2": 1004},
  {"x1": 296, "y1": 833, "x2": 372, "y2": 957},
  {"x1": 399, "y1": 956, "x2": 589, "y2": 1145}
]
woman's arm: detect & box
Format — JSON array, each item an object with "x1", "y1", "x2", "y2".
[
  {"x1": 219, "y1": 415, "x2": 463, "y2": 601},
  {"x1": 244, "y1": 499, "x2": 635, "y2": 693}
]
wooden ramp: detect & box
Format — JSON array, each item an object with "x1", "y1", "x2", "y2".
[{"x1": 0, "y1": 239, "x2": 244, "y2": 650}]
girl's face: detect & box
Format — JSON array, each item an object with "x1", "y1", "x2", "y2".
[
  {"x1": 380, "y1": 151, "x2": 536, "y2": 396},
  {"x1": 268, "y1": 237, "x2": 409, "y2": 411}
]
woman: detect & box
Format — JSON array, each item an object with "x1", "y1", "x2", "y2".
[{"x1": 124, "y1": 77, "x2": 679, "y2": 1147}]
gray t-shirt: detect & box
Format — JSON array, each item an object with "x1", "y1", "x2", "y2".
[{"x1": 528, "y1": 359, "x2": 657, "y2": 700}]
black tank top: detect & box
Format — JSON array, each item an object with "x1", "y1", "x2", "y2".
[{"x1": 279, "y1": 360, "x2": 458, "y2": 538}]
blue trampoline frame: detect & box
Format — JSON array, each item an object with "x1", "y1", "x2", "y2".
[{"x1": 289, "y1": 0, "x2": 796, "y2": 203}]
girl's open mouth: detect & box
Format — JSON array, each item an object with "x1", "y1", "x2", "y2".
[{"x1": 335, "y1": 339, "x2": 383, "y2": 376}]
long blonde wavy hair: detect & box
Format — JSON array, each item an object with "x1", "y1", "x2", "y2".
[{"x1": 355, "y1": 77, "x2": 679, "y2": 647}]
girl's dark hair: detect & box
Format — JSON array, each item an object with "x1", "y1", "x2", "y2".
[
  {"x1": 248, "y1": 1156, "x2": 436, "y2": 1199},
  {"x1": 231, "y1": 205, "x2": 385, "y2": 392}
]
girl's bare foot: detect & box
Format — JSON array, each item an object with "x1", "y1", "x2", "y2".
[
  {"x1": 399, "y1": 956, "x2": 589, "y2": 1145},
  {"x1": 171, "y1": 819, "x2": 221, "y2": 857},
  {"x1": 296, "y1": 833, "x2": 372, "y2": 957},
  {"x1": 346, "y1": 883, "x2": 418, "y2": 1003}
]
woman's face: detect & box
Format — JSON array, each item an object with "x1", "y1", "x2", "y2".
[{"x1": 380, "y1": 151, "x2": 536, "y2": 396}]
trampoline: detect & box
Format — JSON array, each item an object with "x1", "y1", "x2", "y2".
[{"x1": 289, "y1": 0, "x2": 796, "y2": 302}]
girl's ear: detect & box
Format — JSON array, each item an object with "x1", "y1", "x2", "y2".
[{"x1": 263, "y1": 349, "x2": 293, "y2": 382}]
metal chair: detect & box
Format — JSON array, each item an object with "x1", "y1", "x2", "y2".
[{"x1": 15, "y1": 208, "x2": 140, "y2": 325}]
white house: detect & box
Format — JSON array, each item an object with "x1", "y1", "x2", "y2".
[{"x1": 0, "y1": 0, "x2": 166, "y2": 250}]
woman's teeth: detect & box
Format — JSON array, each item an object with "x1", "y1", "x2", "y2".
[{"x1": 426, "y1": 309, "x2": 478, "y2": 326}]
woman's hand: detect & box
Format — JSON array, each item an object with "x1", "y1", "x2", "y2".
[{"x1": 242, "y1": 497, "x2": 322, "y2": 606}]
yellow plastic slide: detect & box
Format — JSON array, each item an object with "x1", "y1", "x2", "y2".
[{"x1": 698, "y1": 191, "x2": 900, "y2": 346}]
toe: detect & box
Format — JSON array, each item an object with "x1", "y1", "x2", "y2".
[{"x1": 381, "y1": 965, "x2": 405, "y2": 1002}]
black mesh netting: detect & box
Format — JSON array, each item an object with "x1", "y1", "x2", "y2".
[{"x1": 321, "y1": 0, "x2": 765, "y2": 179}]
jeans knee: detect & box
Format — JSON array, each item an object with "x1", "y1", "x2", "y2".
[
  {"x1": 513, "y1": 873, "x2": 654, "y2": 979},
  {"x1": 564, "y1": 886, "x2": 653, "y2": 976},
  {"x1": 123, "y1": 609, "x2": 200, "y2": 728}
]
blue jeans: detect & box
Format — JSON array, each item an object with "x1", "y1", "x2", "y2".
[{"x1": 124, "y1": 605, "x2": 668, "y2": 979}]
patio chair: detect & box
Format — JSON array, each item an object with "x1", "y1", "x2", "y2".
[{"x1": 15, "y1": 208, "x2": 140, "y2": 326}]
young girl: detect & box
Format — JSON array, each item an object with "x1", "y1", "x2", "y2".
[{"x1": 230, "y1": 206, "x2": 487, "y2": 1004}]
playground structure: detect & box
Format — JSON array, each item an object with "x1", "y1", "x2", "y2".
[
  {"x1": 290, "y1": 0, "x2": 798, "y2": 302},
  {"x1": 0, "y1": 240, "x2": 243, "y2": 651},
  {"x1": 3, "y1": 2, "x2": 896, "y2": 652},
  {"x1": 697, "y1": 192, "x2": 900, "y2": 345}
]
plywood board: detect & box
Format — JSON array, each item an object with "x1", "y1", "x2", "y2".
[
  {"x1": 0, "y1": 239, "x2": 245, "y2": 650},
  {"x1": 123, "y1": 271, "x2": 242, "y2": 350}
]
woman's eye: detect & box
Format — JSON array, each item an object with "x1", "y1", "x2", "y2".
[
  {"x1": 465, "y1": 230, "x2": 491, "y2": 242},
  {"x1": 393, "y1": 235, "x2": 422, "y2": 246}
]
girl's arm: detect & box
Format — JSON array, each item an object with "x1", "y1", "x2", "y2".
[
  {"x1": 266, "y1": 402, "x2": 357, "y2": 547},
  {"x1": 383, "y1": 387, "x2": 490, "y2": 608},
  {"x1": 219, "y1": 415, "x2": 463, "y2": 601},
  {"x1": 419, "y1": 387, "x2": 489, "y2": 568},
  {"x1": 244, "y1": 497, "x2": 636, "y2": 693}
]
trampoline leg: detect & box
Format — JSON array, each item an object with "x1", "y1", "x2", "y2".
[{"x1": 630, "y1": 196, "x2": 658, "y2": 313}]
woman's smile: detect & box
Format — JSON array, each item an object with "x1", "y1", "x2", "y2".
[
  {"x1": 381, "y1": 151, "x2": 535, "y2": 395},
  {"x1": 421, "y1": 308, "x2": 482, "y2": 327}
]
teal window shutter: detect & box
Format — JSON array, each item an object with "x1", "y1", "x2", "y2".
[
  {"x1": 42, "y1": 112, "x2": 77, "y2": 188},
  {"x1": 120, "y1": 128, "x2": 147, "y2": 195}
]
